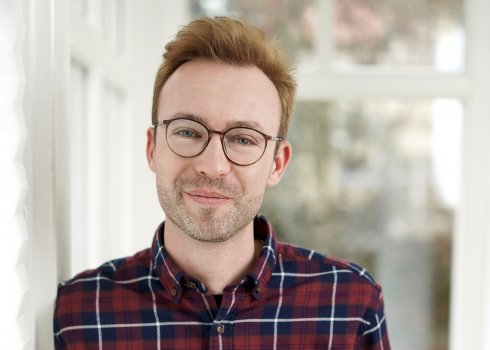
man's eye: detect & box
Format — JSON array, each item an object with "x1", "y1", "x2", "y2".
[
  {"x1": 237, "y1": 137, "x2": 251, "y2": 145},
  {"x1": 232, "y1": 135, "x2": 258, "y2": 146},
  {"x1": 175, "y1": 129, "x2": 199, "y2": 138}
]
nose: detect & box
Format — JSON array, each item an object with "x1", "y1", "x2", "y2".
[{"x1": 193, "y1": 133, "x2": 231, "y2": 178}]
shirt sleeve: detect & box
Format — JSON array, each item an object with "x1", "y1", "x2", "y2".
[
  {"x1": 54, "y1": 335, "x2": 65, "y2": 350},
  {"x1": 53, "y1": 284, "x2": 67, "y2": 349},
  {"x1": 359, "y1": 289, "x2": 391, "y2": 349}
]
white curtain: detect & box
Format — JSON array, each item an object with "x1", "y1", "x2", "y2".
[{"x1": 0, "y1": 0, "x2": 32, "y2": 349}]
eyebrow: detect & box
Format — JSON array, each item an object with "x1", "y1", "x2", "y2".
[{"x1": 168, "y1": 112, "x2": 265, "y2": 131}]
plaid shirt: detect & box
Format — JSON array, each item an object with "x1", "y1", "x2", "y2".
[{"x1": 54, "y1": 215, "x2": 390, "y2": 349}]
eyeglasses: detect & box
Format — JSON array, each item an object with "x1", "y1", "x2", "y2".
[{"x1": 153, "y1": 118, "x2": 283, "y2": 166}]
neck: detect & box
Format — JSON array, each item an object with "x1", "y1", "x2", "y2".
[{"x1": 163, "y1": 219, "x2": 261, "y2": 295}]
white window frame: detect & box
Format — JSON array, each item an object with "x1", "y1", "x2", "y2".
[
  {"x1": 17, "y1": 0, "x2": 490, "y2": 349},
  {"x1": 23, "y1": 0, "x2": 69, "y2": 349},
  {"x1": 450, "y1": 0, "x2": 490, "y2": 349}
]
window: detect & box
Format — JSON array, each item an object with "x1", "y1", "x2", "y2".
[
  {"x1": 67, "y1": 0, "x2": 135, "y2": 276},
  {"x1": 190, "y1": 0, "x2": 473, "y2": 349},
  {"x1": 265, "y1": 98, "x2": 461, "y2": 350}
]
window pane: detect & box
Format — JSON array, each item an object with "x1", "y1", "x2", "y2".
[
  {"x1": 115, "y1": 0, "x2": 127, "y2": 53},
  {"x1": 262, "y1": 98, "x2": 462, "y2": 350},
  {"x1": 101, "y1": 0, "x2": 127, "y2": 53},
  {"x1": 71, "y1": 0, "x2": 89, "y2": 19},
  {"x1": 190, "y1": 0, "x2": 319, "y2": 62},
  {"x1": 97, "y1": 82, "x2": 127, "y2": 261},
  {"x1": 333, "y1": 0, "x2": 465, "y2": 71},
  {"x1": 191, "y1": 0, "x2": 465, "y2": 72}
]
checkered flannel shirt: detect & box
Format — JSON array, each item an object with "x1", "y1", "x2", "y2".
[{"x1": 54, "y1": 215, "x2": 390, "y2": 349}]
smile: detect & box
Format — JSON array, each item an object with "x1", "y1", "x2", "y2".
[{"x1": 184, "y1": 189, "x2": 231, "y2": 205}]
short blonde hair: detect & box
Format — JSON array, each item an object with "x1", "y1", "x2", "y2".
[{"x1": 152, "y1": 17, "x2": 296, "y2": 138}]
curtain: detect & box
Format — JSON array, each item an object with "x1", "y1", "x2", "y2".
[{"x1": 0, "y1": 0, "x2": 32, "y2": 349}]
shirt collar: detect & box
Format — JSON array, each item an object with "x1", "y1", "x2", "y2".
[
  {"x1": 150, "y1": 215, "x2": 278, "y2": 302},
  {"x1": 246, "y1": 214, "x2": 278, "y2": 300}
]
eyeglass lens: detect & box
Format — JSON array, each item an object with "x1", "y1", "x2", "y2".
[{"x1": 165, "y1": 119, "x2": 267, "y2": 165}]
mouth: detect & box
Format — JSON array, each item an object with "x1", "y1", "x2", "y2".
[{"x1": 184, "y1": 189, "x2": 232, "y2": 205}]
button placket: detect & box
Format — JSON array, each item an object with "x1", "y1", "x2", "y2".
[
  {"x1": 169, "y1": 284, "x2": 182, "y2": 302},
  {"x1": 208, "y1": 321, "x2": 228, "y2": 348}
]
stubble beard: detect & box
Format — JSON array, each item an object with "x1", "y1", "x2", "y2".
[{"x1": 157, "y1": 176, "x2": 264, "y2": 243}]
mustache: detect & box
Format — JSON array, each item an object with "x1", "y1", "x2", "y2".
[{"x1": 175, "y1": 176, "x2": 244, "y2": 196}]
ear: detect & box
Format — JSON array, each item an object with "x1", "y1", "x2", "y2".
[
  {"x1": 267, "y1": 141, "x2": 292, "y2": 188},
  {"x1": 146, "y1": 127, "x2": 157, "y2": 173}
]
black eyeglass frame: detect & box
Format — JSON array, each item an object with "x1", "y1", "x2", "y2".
[{"x1": 153, "y1": 117, "x2": 283, "y2": 166}]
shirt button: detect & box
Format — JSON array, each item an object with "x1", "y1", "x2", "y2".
[
  {"x1": 216, "y1": 324, "x2": 225, "y2": 335},
  {"x1": 171, "y1": 287, "x2": 177, "y2": 296}
]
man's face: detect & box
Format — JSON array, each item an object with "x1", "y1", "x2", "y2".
[{"x1": 147, "y1": 60, "x2": 291, "y2": 242}]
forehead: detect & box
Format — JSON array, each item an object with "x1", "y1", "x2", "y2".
[{"x1": 158, "y1": 60, "x2": 281, "y2": 131}]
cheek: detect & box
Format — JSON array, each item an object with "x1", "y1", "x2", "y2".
[
  {"x1": 240, "y1": 165, "x2": 273, "y2": 193},
  {"x1": 153, "y1": 158, "x2": 178, "y2": 187},
  {"x1": 153, "y1": 144, "x2": 185, "y2": 176}
]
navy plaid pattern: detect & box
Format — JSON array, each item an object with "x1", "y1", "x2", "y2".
[{"x1": 54, "y1": 215, "x2": 390, "y2": 349}]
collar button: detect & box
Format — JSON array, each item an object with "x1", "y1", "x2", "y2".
[{"x1": 185, "y1": 282, "x2": 197, "y2": 289}]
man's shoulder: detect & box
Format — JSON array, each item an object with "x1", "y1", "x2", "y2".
[
  {"x1": 53, "y1": 247, "x2": 154, "y2": 340},
  {"x1": 56, "y1": 247, "x2": 152, "y2": 299},
  {"x1": 276, "y1": 241, "x2": 382, "y2": 293}
]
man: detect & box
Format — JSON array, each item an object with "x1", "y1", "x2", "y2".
[{"x1": 54, "y1": 17, "x2": 390, "y2": 349}]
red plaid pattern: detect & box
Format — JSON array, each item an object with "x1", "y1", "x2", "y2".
[{"x1": 54, "y1": 215, "x2": 390, "y2": 349}]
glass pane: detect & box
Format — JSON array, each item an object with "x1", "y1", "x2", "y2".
[
  {"x1": 190, "y1": 0, "x2": 465, "y2": 72},
  {"x1": 115, "y1": 0, "x2": 127, "y2": 53},
  {"x1": 98, "y1": 82, "x2": 126, "y2": 257},
  {"x1": 71, "y1": 0, "x2": 103, "y2": 34},
  {"x1": 333, "y1": 0, "x2": 465, "y2": 71},
  {"x1": 262, "y1": 98, "x2": 462, "y2": 350},
  {"x1": 71, "y1": 0, "x2": 89, "y2": 19},
  {"x1": 190, "y1": 0, "x2": 319, "y2": 62},
  {"x1": 101, "y1": 0, "x2": 127, "y2": 53}
]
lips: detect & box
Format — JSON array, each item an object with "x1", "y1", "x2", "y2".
[{"x1": 184, "y1": 189, "x2": 231, "y2": 205}]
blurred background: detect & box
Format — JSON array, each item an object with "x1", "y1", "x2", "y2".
[{"x1": 3, "y1": 0, "x2": 490, "y2": 349}]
